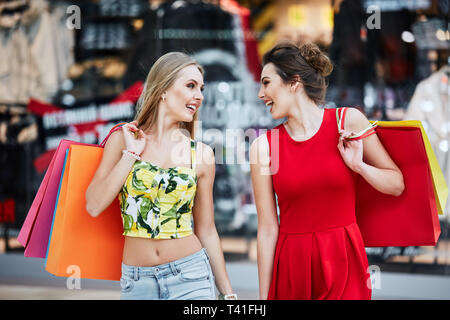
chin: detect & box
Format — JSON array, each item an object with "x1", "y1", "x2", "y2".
[
  {"x1": 181, "y1": 114, "x2": 195, "y2": 123},
  {"x1": 270, "y1": 111, "x2": 284, "y2": 120}
]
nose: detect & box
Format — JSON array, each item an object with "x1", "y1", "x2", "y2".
[
  {"x1": 194, "y1": 89, "x2": 203, "y2": 101},
  {"x1": 258, "y1": 86, "x2": 264, "y2": 100}
]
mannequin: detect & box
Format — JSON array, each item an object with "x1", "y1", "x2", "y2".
[{"x1": 405, "y1": 64, "x2": 450, "y2": 213}]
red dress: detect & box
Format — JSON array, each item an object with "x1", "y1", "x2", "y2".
[{"x1": 266, "y1": 108, "x2": 372, "y2": 300}]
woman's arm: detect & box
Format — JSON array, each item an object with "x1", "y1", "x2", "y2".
[
  {"x1": 192, "y1": 142, "x2": 234, "y2": 296},
  {"x1": 250, "y1": 134, "x2": 279, "y2": 300},
  {"x1": 86, "y1": 123, "x2": 145, "y2": 217},
  {"x1": 338, "y1": 107, "x2": 405, "y2": 196}
]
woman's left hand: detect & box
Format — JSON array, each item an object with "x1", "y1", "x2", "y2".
[{"x1": 337, "y1": 130, "x2": 364, "y2": 173}]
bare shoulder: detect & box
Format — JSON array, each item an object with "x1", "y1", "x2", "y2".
[
  {"x1": 342, "y1": 107, "x2": 372, "y2": 133},
  {"x1": 250, "y1": 132, "x2": 271, "y2": 168},
  {"x1": 251, "y1": 132, "x2": 270, "y2": 152},
  {"x1": 195, "y1": 140, "x2": 214, "y2": 161},
  {"x1": 251, "y1": 132, "x2": 270, "y2": 153},
  {"x1": 195, "y1": 141, "x2": 215, "y2": 177},
  {"x1": 103, "y1": 128, "x2": 126, "y2": 153}
]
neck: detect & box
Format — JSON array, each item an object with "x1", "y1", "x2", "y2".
[
  {"x1": 145, "y1": 108, "x2": 186, "y2": 146},
  {"x1": 285, "y1": 95, "x2": 323, "y2": 136}
]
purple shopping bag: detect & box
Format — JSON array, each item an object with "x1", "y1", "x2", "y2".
[{"x1": 18, "y1": 140, "x2": 96, "y2": 257}]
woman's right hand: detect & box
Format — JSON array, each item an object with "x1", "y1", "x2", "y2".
[{"x1": 122, "y1": 121, "x2": 146, "y2": 155}]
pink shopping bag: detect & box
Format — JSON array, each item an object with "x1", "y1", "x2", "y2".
[
  {"x1": 18, "y1": 123, "x2": 126, "y2": 258},
  {"x1": 17, "y1": 140, "x2": 96, "y2": 257}
]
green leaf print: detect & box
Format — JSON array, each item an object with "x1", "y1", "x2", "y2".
[
  {"x1": 132, "y1": 171, "x2": 147, "y2": 191},
  {"x1": 178, "y1": 173, "x2": 190, "y2": 181},
  {"x1": 162, "y1": 202, "x2": 179, "y2": 218},
  {"x1": 152, "y1": 226, "x2": 160, "y2": 238},
  {"x1": 137, "y1": 214, "x2": 153, "y2": 235},
  {"x1": 161, "y1": 217, "x2": 172, "y2": 226},
  {"x1": 160, "y1": 201, "x2": 182, "y2": 226},
  {"x1": 122, "y1": 214, "x2": 133, "y2": 232},
  {"x1": 139, "y1": 197, "x2": 152, "y2": 220},
  {"x1": 165, "y1": 179, "x2": 178, "y2": 194},
  {"x1": 177, "y1": 201, "x2": 191, "y2": 214},
  {"x1": 119, "y1": 192, "x2": 127, "y2": 212}
]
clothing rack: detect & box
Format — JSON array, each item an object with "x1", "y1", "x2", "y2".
[
  {"x1": 0, "y1": 103, "x2": 28, "y2": 116},
  {"x1": 0, "y1": 0, "x2": 29, "y2": 16}
]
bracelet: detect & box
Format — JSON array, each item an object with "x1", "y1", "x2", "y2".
[
  {"x1": 122, "y1": 149, "x2": 141, "y2": 161},
  {"x1": 218, "y1": 293, "x2": 238, "y2": 300}
]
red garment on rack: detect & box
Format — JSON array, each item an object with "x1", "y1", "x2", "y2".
[
  {"x1": 220, "y1": 0, "x2": 261, "y2": 82},
  {"x1": 266, "y1": 108, "x2": 371, "y2": 300}
]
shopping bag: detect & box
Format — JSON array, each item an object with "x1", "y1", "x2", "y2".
[
  {"x1": 337, "y1": 107, "x2": 444, "y2": 247},
  {"x1": 45, "y1": 143, "x2": 124, "y2": 280},
  {"x1": 368, "y1": 120, "x2": 448, "y2": 216},
  {"x1": 17, "y1": 140, "x2": 96, "y2": 258}
]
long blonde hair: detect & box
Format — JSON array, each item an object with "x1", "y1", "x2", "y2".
[{"x1": 134, "y1": 52, "x2": 204, "y2": 139}]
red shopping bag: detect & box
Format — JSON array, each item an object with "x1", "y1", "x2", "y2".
[{"x1": 337, "y1": 108, "x2": 442, "y2": 247}]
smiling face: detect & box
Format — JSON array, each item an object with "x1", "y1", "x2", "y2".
[
  {"x1": 163, "y1": 64, "x2": 204, "y2": 123},
  {"x1": 258, "y1": 63, "x2": 295, "y2": 119}
]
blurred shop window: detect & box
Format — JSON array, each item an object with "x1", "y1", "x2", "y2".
[{"x1": 0, "y1": 0, "x2": 75, "y2": 104}]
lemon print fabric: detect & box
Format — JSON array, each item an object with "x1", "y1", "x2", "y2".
[{"x1": 118, "y1": 144, "x2": 197, "y2": 239}]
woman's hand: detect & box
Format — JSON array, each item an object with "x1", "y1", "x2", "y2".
[
  {"x1": 337, "y1": 130, "x2": 364, "y2": 174},
  {"x1": 122, "y1": 121, "x2": 146, "y2": 155}
]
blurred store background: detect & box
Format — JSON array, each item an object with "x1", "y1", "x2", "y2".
[{"x1": 0, "y1": 0, "x2": 449, "y2": 299}]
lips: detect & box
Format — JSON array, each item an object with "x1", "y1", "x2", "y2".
[
  {"x1": 264, "y1": 100, "x2": 274, "y2": 112},
  {"x1": 186, "y1": 104, "x2": 198, "y2": 114}
]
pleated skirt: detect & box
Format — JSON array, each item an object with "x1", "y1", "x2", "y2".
[{"x1": 268, "y1": 222, "x2": 372, "y2": 300}]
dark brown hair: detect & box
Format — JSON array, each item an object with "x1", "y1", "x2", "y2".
[{"x1": 262, "y1": 42, "x2": 333, "y2": 105}]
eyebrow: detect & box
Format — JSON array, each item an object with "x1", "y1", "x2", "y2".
[{"x1": 260, "y1": 76, "x2": 269, "y2": 83}]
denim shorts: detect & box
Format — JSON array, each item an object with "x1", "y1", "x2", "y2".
[{"x1": 120, "y1": 248, "x2": 216, "y2": 300}]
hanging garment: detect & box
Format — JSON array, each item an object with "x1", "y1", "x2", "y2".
[
  {"x1": 0, "y1": 0, "x2": 61, "y2": 103},
  {"x1": 405, "y1": 66, "x2": 450, "y2": 213},
  {"x1": 123, "y1": 0, "x2": 237, "y2": 88},
  {"x1": 266, "y1": 108, "x2": 371, "y2": 300}
]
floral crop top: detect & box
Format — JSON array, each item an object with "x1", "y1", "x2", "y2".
[{"x1": 118, "y1": 140, "x2": 197, "y2": 239}]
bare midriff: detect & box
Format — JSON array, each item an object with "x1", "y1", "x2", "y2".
[{"x1": 122, "y1": 234, "x2": 203, "y2": 267}]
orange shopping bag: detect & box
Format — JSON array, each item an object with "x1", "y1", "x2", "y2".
[{"x1": 45, "y1": 125, "x2": 126, "y2": 281}]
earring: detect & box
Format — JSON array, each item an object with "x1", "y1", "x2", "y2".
[{"x1": 162, "y1": 95, "x2": 166, "y2": 101}]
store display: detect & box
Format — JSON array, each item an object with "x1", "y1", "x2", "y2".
[
  {"x1": 405, "y1": 66, "x2": 450, "y2": 213},
  {"x1": 0, "y1": 0, "x2": 447, "y2": 276},
  {"x1": 0, "y1": 0, "x2": 75, "y2": 104},
  {"x1": 99, "y1": 0, "x2": 148, "y2": 17}
]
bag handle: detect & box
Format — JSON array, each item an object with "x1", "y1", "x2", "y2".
[
  {"x1": 99, "y1": 122, "x2": 128, "y2": 147},
  {"x1": 336, "y1": 107, "x2": 378, "y2": 140}
]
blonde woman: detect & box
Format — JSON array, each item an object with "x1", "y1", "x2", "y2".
[{"x1": 85, "y1": 52, "x2": 236, "y2": 300}]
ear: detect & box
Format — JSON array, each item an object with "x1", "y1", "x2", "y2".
[{"x1": 290, "y1": 75, "x2": 301, "y2": 92}]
